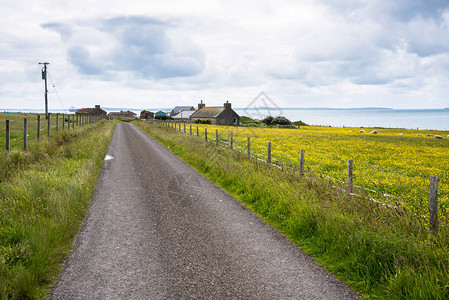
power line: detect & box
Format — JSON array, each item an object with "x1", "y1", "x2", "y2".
[{"x1": 47, "y1": 71, "x2": 67, "y2": 114}]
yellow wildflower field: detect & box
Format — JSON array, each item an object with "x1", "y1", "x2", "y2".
[{"x1": 178, "y1": 123, "x2": 449, "y2": 217}]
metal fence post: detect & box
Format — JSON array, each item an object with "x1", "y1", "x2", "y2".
[
  {"x1": 24, "y1": 118, "x2": 28, "y2": 151},
  {"x1": 267, "y1": 141, "x2": 271, "y2": 164},
  {"x1": 6, "y1": 120, "x2": 10, "y2": 153},
  {"x1": 429, "y1": 176, "x2": 439, "y2": 233},
  {"x1": 347, "y1": 159, "x2": 353, "y2": 194},
  {"x1": 299, "y1": 149, "x2": 305, "y2": 177}
]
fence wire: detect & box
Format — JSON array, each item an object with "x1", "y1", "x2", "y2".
[{"x1": 158, "y1": 120, "x2": 448, "y2": 224}]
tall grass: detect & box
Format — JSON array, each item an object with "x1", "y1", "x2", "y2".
[
  {"x1": 0, "y1": 120, "x2": 116, "y2": 299},
  {"x1": 0, "y1": 113, "x2": 65, "y2": 151},
  {"x1": 136, "y1": 120, "x2": 449, "y2": 300}
]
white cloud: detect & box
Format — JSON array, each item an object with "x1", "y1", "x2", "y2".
[{"x1": 0, "y1": 0, "x2": 449, "y2": 110}]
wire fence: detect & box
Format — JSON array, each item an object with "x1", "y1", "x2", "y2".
[
  {"x1": 1, "y1": 113, "x2": 106, "y2": 153},
  {"x1": 154, "y1": 120, "x2": 448, "y2": 232}
]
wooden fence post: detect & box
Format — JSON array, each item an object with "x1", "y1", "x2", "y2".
[
  {"x1": 6, "y1": 120, "x2": 10, "y2": 153},
  {"x1": 197, "y1": 126, "x2": 199, "y2": 136},
  {"x1": 230, "y1": 132, "x2": 233, "y2": 150},
  {"x1": 190, "y1": 125, "x2": 192, "y2": 135},
  {"x1": 216, "y1": 129, "x2": 219, "y2": 146},
  {"x1": 24, "y1": 118, "x2": 28, "y2": 151},
  {"x1": 247, "y1": 137, "x2": 250, "y2": 159},
  {"x1": 72, "y1": 115, "x2": 75, "y2": 129},
  {"x1": 68, "y1": 115, "x2": 70, "y2": 130},
  {"x1": 429, "y1": 176, "x2": 439, "y2": 233},
  {"x1": 37, "y1": 114, "x2": 41, "y2": 140},
  {"x1": 267, "y1": 141, "x2": 271, "y2": 164},
  {"x1": 184, "y1": 123, "x2": 186, "y2": 133},
  {"x1": 299, "y1": 149, "x2": 305, "y2": 177},
  {"x1": 347, "y1": 159, "x2": 353, "y2": 194},
  {"x1": 205, "y1": 128, "x2": 208, "y2": 142},
  {"x1": 47, "y1": 115, "x2": 51, "y2": 137},
  {"x1": 56, "y1": 114, "x2": 59, "y2": 130}
]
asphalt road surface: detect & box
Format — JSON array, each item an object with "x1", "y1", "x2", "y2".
[{"x1": 50, "y1": 123, "x2": 360, "y2": 299}]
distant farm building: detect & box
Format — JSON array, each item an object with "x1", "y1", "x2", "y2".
[
  {"x1": 75, "y1": 105, "x2": 107, "y2": 118},
  {"x1": 155, "y1": 111, "x2": 167, "y2": 117},
  {"x1": 140, "y1": 110, "x2": 154, "y2": 120},
  {"x1": 172, "y1": 110, "x2": 196, "y2": 121},
  {"x1": 108, "y1": 110, "x2": 137, "y2": 118},
  {"x1": 190, "y1": 101, "x2": 239, "y2": 126},
  {"x1": 170, "y1": 106, "x2": 195, "y2": 117}
]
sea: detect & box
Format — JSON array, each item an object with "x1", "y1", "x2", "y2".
[
  {"x1": 2, "y1": 107, "x2": 449, "y2": 131},
  {"x1": 234, "y1": 108, "x2": 449, "y2": 131}
]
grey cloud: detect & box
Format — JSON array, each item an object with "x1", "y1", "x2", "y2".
[
  {"x1": 67, "y1": 46, "x2": 102, "y2": 75},
  {"x1": 41, "y1": 22, "x2": 73, "y2": 42},
  {"x1": 44, "y1": 16, "x2": 205, "y2": 79},
  {"x1": 322, "y1": 0, "x2": 449, "y2": 21},
  {"x1": 384, "y1": 0, "x2": 449, "y2": 21}
]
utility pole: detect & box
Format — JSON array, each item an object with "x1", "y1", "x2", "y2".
[{"x1": 39, "y1": 62, "x2": 49, "y2": 119}]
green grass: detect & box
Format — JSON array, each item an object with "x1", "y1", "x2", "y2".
[
  {"x1": 135, "y1": 120, "x2": 449, "y2": 300},
  {"x1": 0, "y1": 119, "x2": 116, "y2": 299},
  {"x1": 0, "y1": 113, "x2": 83, "y2": 151}
]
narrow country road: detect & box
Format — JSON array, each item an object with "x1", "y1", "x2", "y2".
[{"x1": 50, "y1": 123, "x2": 359, "y2": 299}]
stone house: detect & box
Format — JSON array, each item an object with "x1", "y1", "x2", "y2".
[
  {"x1": 108, "y1": 110, "x2": 137, "y2": 118},
  {"x1": 140, "y1": 110, "x2": 154, "y2": 120},
  {"x1": 190, "y1": 101, "x2": 239, "y2": 126},
  {"x1": 75, "y1": 105, "x2": 107, "y2": 118}
]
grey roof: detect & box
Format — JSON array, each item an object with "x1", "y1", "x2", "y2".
[
  {"x1": 190, "y1": 107, "x2": 225, "y2": 118},
  {"x1": 170, "y1": 106, "x2": 195, "y2": 116}
]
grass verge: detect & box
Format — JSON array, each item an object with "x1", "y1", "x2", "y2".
[
  {"x1": 135, "y1": 120, "x2": 449, "y2": 300},
  {"x1": 0, "y1": 120, "x2": 116, "y2": 299}
]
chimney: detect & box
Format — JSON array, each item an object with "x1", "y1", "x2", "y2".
[
  {"x1": 198, "y1": 100, "x2": 205, "y2": 110},
  {"x1": 224, "y1": 100, "x2": 231, "y2": 110},
  {"x1": 95, "y1": 105, "x2": 100, "y2": 109}
]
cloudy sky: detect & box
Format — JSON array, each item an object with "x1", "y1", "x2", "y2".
[{"x1": 1, "y1": 0, "x2": 449, "y2": 110}]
